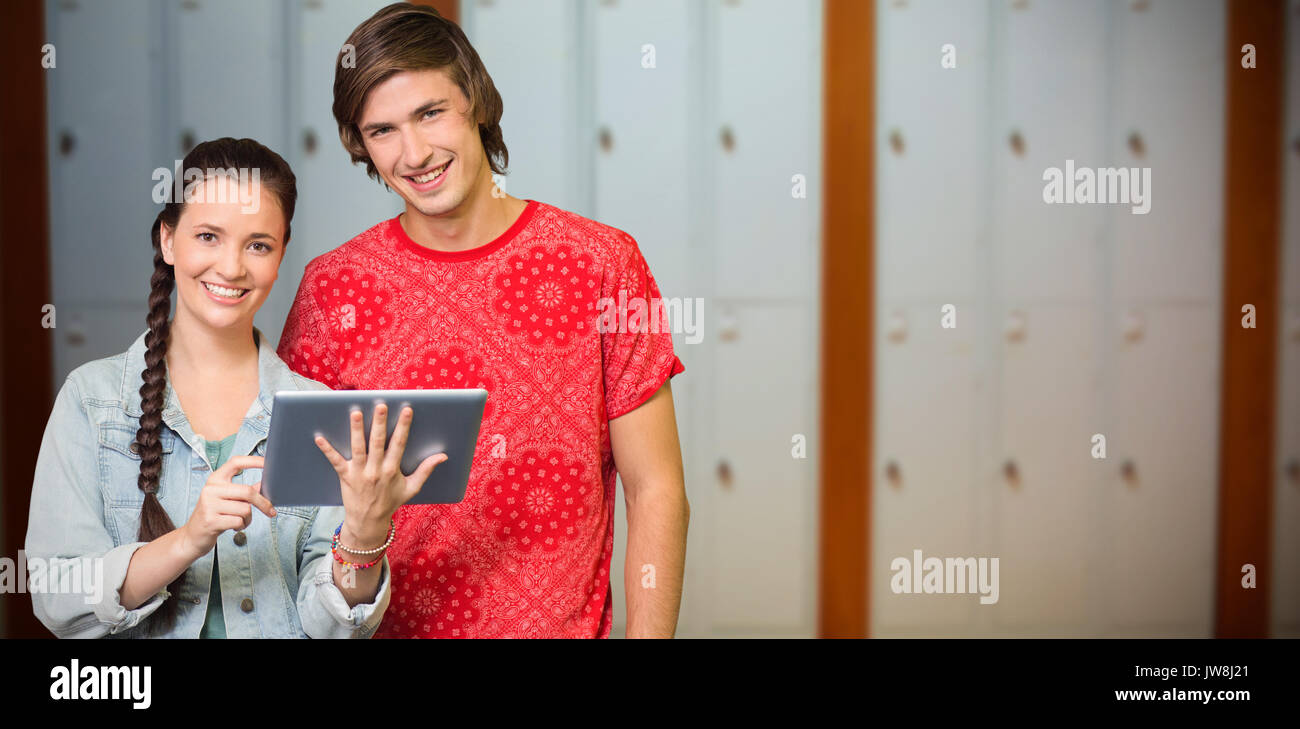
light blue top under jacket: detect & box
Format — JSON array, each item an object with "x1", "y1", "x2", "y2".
[{"x1": 25, "y1": 326, "x2": 390, "y2": 638}]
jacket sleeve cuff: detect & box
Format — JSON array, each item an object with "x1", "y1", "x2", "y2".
[
  {"x1": 300, "y1": 554, "x2": 390, "y2": 639},
  {"x1": 92, "y1": 542, "x2": 167, "y2": 635}
]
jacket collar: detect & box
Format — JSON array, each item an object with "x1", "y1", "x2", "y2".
[{"x1": 119, "y1": 325, "x2": 297, "y2": 453}]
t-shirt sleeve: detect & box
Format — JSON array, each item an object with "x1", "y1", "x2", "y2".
[
  {"x1": 600, "y1": 234, "x2": 685, "y2": 420},
  {"x1": 276, "y1": 266, "x2": 342, "y2": 389}
]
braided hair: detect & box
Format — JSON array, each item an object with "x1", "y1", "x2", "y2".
[{"x1": 135, "y1": 138, "x2": 297, "y2": 630}]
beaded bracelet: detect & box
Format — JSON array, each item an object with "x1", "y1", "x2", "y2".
[
  {"x1": 334, "y1": 519, "x2": 396, "y2": 555},
  {"x1": 331, "y1": 544, "x2": 385, "y2": 570},
  {"x1": 330, "y1": 521, "x2": 396, "y2": 570}
]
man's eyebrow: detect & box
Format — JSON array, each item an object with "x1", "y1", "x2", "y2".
[
  {"x1": 359, "y1": 99, "x2": 450, "y2": 133},
  {"x1": 412, "y1": 99, "x2": 449, "y2": 116}
]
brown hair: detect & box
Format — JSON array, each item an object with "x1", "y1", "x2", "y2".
[
  {"x1": 136, "y1": 137, "x2": 296, "y2": 631},
  {"x1": 332, "y1": 2, "x2": 508, "y2": 181}
]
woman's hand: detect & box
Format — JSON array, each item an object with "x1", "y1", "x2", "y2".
[
  {"x1": 314, "y1": 404, "x2": 446, "y2": 546},
  {"x1": 179, "y1": 455, "x2": 276, "y2": 561}
]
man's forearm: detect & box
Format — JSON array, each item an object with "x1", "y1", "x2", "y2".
[
  {"x1": 623, "y1": 488, "x2": 689, "y2": 638},
  {"x1": 333, "y1": 521, "x2": 387, "y2": 607}
]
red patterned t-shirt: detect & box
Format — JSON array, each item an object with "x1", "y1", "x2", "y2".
[{"x1": 276, "y1": 199, "x2": 684, "y2": 638}]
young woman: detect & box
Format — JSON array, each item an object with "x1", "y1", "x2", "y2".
[{"x1": 26, "y1": 138, "x2": 444, "y2": 638}]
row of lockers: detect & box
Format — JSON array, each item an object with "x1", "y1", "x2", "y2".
[
  {"x1": 877, "y1": 0, "x2": 1223, "y2": 305},
  {"x1": 873, "y1": 0, "x2": 1233, "y2": 636}
]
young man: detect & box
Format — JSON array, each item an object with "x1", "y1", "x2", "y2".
[{"x1": 277, "y1": 3, "x2": 688, "y2": 638}]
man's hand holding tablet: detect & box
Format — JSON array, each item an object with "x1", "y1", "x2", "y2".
[
  {"x1": 313, "y1": 402, "x2": 446, "y2": 548},
  {"x1": 261, "y1": 389, "x2": 487, "y2": 509}
]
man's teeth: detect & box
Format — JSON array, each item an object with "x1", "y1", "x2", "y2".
[
  {"x1": 411, "y1": 162, "x2": 449, "y2": 184},
  {"x1": 204, "y1": 282, "x2": 247, "y2": 298}
]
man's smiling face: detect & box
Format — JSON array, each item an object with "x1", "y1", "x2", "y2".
[{"x1": 357, "y1": 67, "x2": 490, "y2": 218}]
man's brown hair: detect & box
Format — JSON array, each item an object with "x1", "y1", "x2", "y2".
[{"x1": 333, "y1": 3, "x2": 508, "y2": 181}]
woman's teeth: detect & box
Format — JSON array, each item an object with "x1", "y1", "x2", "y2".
[
  {"x1": 204, "y1": 282, "x2": 248, "y2": 299},
  {"x1": 410, "y1": 161, "x2": 450, "y2": 184}
]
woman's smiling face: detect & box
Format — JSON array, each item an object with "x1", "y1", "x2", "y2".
[{"x1": 159, "y1": 178, "x2": 286, "y2": 331}]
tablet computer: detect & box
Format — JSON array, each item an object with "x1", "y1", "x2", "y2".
[{"x1": 261, "y1": 389, "x2": 487, "y2": 506}]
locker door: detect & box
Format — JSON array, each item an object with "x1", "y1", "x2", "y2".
[
  {"x1": 461, "y1": 0, "x2": 583, "y2": 213},
  {"x1": 45, "y1": 0, "x2": 157, "y2": 384},
  {"x1": 707, "y1": 0, "x2": 822, "y2": 635},
  {"x1": 171, "y1": 0, "x2": 284, "y2": 153},
  {"x1": 993, "y1": 304, "x2": 1101, "y2": 633},
  {"x1": 712, "y1": 0, "x2": 822, "y2": 301},
  {"x1": 871, "y1": 302, "x2": 982, "y2": 636},
  {"x1": 1105, "y1": 306, "x2": 1218, "y2": 635},
  {"x1": 1110, "y1": 0, "x2": 1225, "y2": 303},
  {"x1": 711, "y1": 303, "x2": 817, "y2": 636},
  {"x1": 590, "y1": 0, "x2": 694, "y2": 303},
  {"x1": 876, "y1": 0, "x2": 990, "y2": 302},
  {"x1": 991, "y1": 0, "x2": 1107, "y2": 303},
  {"x1": 273, "y1": 0, "x2": 401, "y2": 348},
  {"x1": 1273, "y1": 0, "x2": 1300, "y2": 638}
]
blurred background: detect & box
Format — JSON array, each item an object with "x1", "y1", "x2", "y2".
[{"x1": 0, "y1": 0, "x2": 1295, "y2": 638}]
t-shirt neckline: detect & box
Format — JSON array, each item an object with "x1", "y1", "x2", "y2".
[{"x1": 390, "y1": 199, "x2": 538, "y2": 262}]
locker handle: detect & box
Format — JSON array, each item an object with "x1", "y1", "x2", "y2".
[
  {"x1": 1292, "y1": 136, "x2": 1300, "y2": 158},
  {"x1": 717, "y1": 459, "x2": 733, "y2": 489},
  {"x1": 718, "y1": 309, "x2": 740, "y2": 341},
  {"x1": 1004, "y1": 310, "x2": 1027, "y2": 342},
  {"x1": 888, "y1": 128, "x2": 905, "y2": 156},
  {"x1": 884, "y1": 460, "x2": 901, "y2": 488},
  {"x1": 58, "y1": 130, "x2": 76, "y2": 158},
  {"x1": 719, "y1": 126, "x2": 736, "y2": 153},
  {"x1": 886, "y1": 311, "x2": 907, "y2": 343},
  {"x1": 1121, "y1": 311, "x2": 1144, "y2": 342},
  {"x1": 1120, "y1": 459, "x2": 1137, "y2": 487},
  {"x1": 598, "y1": 126, "x2": 613, "y2": 154},
  {"x1": 1003, "y1": 459, "x2": 1020, "y2": 488},
  {"x1": 180, "y1": 129, "x2": 196, "y2": 155},
  {"x1": 1286, "y1": 459, "x2": 1299, "y2": 486},
  {"x1": 1008, "y1": 130, "x2": 1025, "y2": 157},
  {"x1": 303, "y1": 128, "x2": 318, "y2": 157},
  {"x1": 1127, "y1": 131, "x2": 1146, "y2": 159}
]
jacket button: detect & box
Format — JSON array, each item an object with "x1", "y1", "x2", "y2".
[
  {"x1": 129, "y1": 442, "x2": 140, "y2": 455},
  {"x1": 240, "y1": 598, "x2": 254, "y2": 613},
  {"x1": 233, "y1": 531, "x2": 247, "y2": 546}
]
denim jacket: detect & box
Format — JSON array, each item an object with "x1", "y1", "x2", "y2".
[{"x1": 25, "y1": 326, "x2": 389, "y2": 638}]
